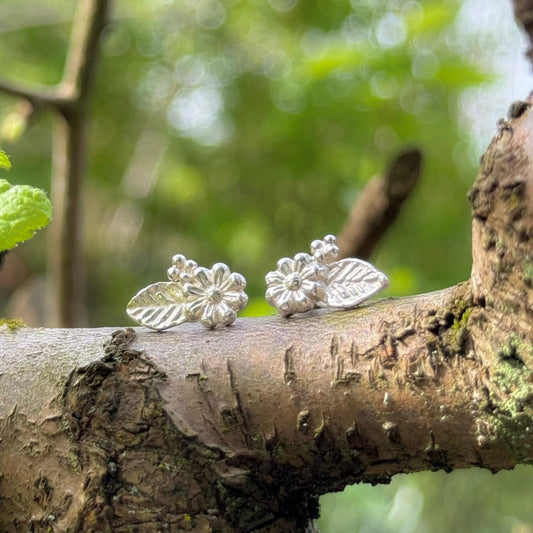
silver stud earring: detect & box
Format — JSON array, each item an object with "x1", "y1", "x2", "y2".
[
  {"x1": 127, "y1": 254, "x2": 248, "y2": 330},
  {"x1": 265, "y1": 235, "x2": 389, "y2": 317}
]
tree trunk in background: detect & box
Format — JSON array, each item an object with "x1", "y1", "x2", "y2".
[
  {"x1": 0, "y1": 98, "x2": 532, "y2": 531},
  {"x1": 0, "y1": 0, "x2": 111, "y2": 327}
]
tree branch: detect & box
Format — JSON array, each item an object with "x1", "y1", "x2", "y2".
[
  {"x1": 60, "y1": 0, "x2": 110, "y2": 102},
  {"x1": 514, "y1": 0, "x2": 533, "y2": 63},
  {"x1": 0, "y1": 3, "x2": 74, "y2": 35},
  {"x1": 0, "y1": 100, "x2": 532, "y2": 529},
  {"x1": 46, "y1": 0, "x2": 111, "y2": 327},
  {"x1": 337, "y1": 148, "x2": 422, "y2": 260},
  {"x1": 0, "y1": 78, "x2": 67, "y2": 110},
  {"x1": 1, "y1": 284, "x2": 479, "y2": 531}
]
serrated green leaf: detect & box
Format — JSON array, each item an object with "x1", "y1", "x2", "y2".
[
  {"x1": 0, "y1": 150, "x2": 11, "y2": 170},
  {"x1": 0, "y1": 179, "x2": 52, "y2": 252}
]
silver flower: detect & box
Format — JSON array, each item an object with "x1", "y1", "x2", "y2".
[
  {"x1": 310, "y1": 234, "x2": 339, "y2": 265},
  {"x1": 265, "y1": 253, "x2": 328, "y2": 316},
  {"x1": 184, "y1": 263, "x2": 248, "y2": 328}
]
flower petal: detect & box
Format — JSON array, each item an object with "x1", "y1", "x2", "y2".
[
  {"x1": 278, "y1": 302, "x2": 293, "y2": 317},
  {"x1": 292, "y1": 288, "x2": 311, "y2": 305},
  {"x1": 276, "y1": 302, "x2": 294, "y2": 316},
  {"x1": 300, "y1": 262, "x2": 327, "y2": 281},
  {"x1": 233, "y1": 272, "x2": 247, "y2": 289},
  {"x1": 265, "y1": 286, "x2": 285, "y2": 306},
  {"x1": 194, "y1": 266, "x2": 211, "y2": 288},
  {"x1": 225, "y1": 290, "x2": 248, "y2": 311},
  {"x1": 276, "y1": 288, "x2": 296, "y2": 308},
  {"x1": 219, "y1": 306, "x2": 237, "y2": 326},
  {"x1": 186, "y1": 298, "x2": 206, "y2": 320},
  {"x1": 293, "y1": 253, "x2": 312, "y2": 270},
  {"x1": 275, "y1": 291, "x2": 313, "y2": 316},
  {"x1": 212, "y1": 263, "x2": 230, "y2": 286},
  {"x1": 223, "y1": 271, "x2": 246, "y2": 291},
  {"x1": 265, "y1": 270, "x2": 284, "y2": 286},
  {"x1": 276, "y1": 257, "x2": 294, "y2": 275},
  {"x1": 302, "y1": 280, "x2": 326, "y2": 302},
  {"x1": 290, "y1": 291, "x2": 314, "y2": 313},
  {"x1": 184, "y1": 283, "x2": 205, "y2": 298},
  {"x1": 200, "y1": 302, "x2": 236, "y2": 328},
  {"x1": 199, "y1": 305, "x2": 217, "y2": 328},
  {"x1": 238, "y1": 292, "x2": 249, "y2": 311}
]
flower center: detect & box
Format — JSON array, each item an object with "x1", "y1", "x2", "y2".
[
  {"x1": 284, "y1": 272, "x2": 303, "y2": 291},
  {"x1": 207, "y1": 287, "x2": 223, "y2": 304}
]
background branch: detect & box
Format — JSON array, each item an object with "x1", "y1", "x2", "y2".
[
  {"x1": 337, "y1": 148, "x2": 422, "y2": 259},
  {"x1": 514, "y1": 0, "x2": 533, "y2": 63},
  {"x1": 47, "y1": 0, "x2": 111, "y2": 327},
  {"x1": 0, "y1": 0, "x2": 111, "y2": 326},
  {"x1": 0, "y1": 79, "x2": 66, "y2": 110}
]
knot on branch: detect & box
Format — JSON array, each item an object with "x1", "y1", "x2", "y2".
[
  {"x1": 61, "y1": 328, "x2": 229, "y2": 531},
  {"x1": 58, "y1": 328, "x2": 322, "y2": 531}
]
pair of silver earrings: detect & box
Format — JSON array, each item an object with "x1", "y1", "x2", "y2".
[{"x1": 126, "y1": 235, "x2": 389, "y2": 330}]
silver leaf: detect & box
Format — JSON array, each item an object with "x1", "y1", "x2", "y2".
[
  {"x1": 126, "y1": 281, "x2": 189, "y2": 330},
  {"x1": 318, "y1": 258, "x2": 389, "y2": 309}
]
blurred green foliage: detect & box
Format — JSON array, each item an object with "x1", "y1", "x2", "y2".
[
  {"x1": 317, "y1": 466, "x2": 533, "y2": 532},
  {"x1": 1, "y1": 0, "x2": 531, "y2": 531},
  {"x1": 0, "y1": 0, "x2": 482, "y2": 324}
]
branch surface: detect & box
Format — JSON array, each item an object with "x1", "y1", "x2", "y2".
[
  {"x1": 0, "y1": 284, "x2": 481, "y2": 531},
  {"x1": 0, "y1": 0, "x2": 110, "y2": 110}
]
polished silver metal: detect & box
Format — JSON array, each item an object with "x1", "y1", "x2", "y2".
[
  {"x1": 127, "y1": 255, "x2": 248, "y2": 330},
  {"x1": 265, "y1": 234, "x2": 389, "y2": 316},
  {"x1": 265, "y1": 253, "x2": 328, "y2": 317}
]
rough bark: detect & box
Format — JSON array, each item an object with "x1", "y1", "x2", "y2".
[{"x1": 0, "y1": 100, "x2": 533, "y2": 531}]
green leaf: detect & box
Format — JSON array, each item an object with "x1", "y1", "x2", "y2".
[
  {"x1": 0, "y1": 150, "x2": 11, "y2": 170},
  {"x1": 0, "y1": 179, "x2": 52, "y2": 252}
]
